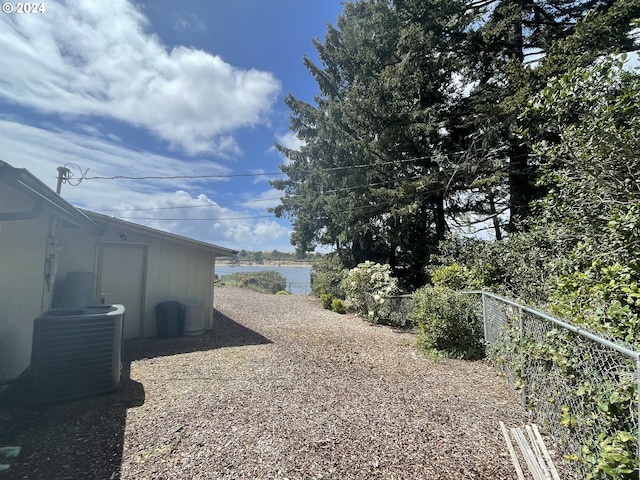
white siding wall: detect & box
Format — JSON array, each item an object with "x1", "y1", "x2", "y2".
[
  {"x1": 143, "y1": 237, "x2": 215, "y2": 336},
  {"x1": 0, "y1": 215, "x2": 50, "y2": 382},
  {"x1": 56, "y1": 222, "x2": 216, "y2": 338}
]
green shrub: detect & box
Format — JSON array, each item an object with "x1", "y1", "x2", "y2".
[
  {"x1": 311, "y1": 254, "x2": 347, "y2": 298},
  {"x1": 341, "y1": 261, "x2": 399, "y2": 322},
  {"x1": 320, "y1": 293, "x2": 333, "y2": 309},
  {"x1": 410, "y1": 286, "x2": 484, "y2": 359},
  {"x1": 219, "y1": 270, "x2": 287, "y2": 294},
  {"x1": 430, "y1": 263, "x2": 479, "y2": 290},
  {"x1": 331, "y1": 298, "x2": 347, "y2": 314}
]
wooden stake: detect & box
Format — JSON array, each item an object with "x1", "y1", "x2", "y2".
[{"x1": 500, "y1": 421, "x2": 526, "y2": 480}]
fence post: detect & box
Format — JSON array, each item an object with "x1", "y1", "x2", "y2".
[
  {"x1": 482, "y1": 291, "x2": 488, "y2": 344},
  {"x1": 637, "y1": 359, "x2": 640, "y2": 480},
  {"x1": 519, "y1": 306, "x2": 527, "y2": 408}
]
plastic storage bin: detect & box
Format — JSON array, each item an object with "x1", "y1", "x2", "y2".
[{"x1": 155, "y1": 301, "x2": 183, "y2": 338}]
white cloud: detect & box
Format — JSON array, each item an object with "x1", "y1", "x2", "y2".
[
  {"x1": 0, "y1": 0, "x2": 281, "y2": 155},
  {"x1": 0, "y1": 118, "x2": 229, "y2": 206},
  {"x1": 173, "y1": 13, "x2": 206, "y2": 33},
  {"x1": 223, "y1": 220, "x2": 291, "y2": 249},
  {"x1": 272, "y1": 131, "x2": 303, "y2": 165},
  {"x1": 241, "y1": 189, "x2": 283, "y2": 210},
  {"x1": 276, "y1": 131, "x2": 303, "y2": 151},
  {"x1": 0, "y1": 118, "x2": 297, "y2": 251}
]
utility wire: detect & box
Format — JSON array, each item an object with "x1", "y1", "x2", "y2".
[
  {"x1": 79, "y1": 154, "x2": 455, "y2": 181},
  {"x1": 94, "y1": 196, "x2": 283, "y2": 212},
  {"x1": 85, "y1": 172, "x2": 284, "y2": 180},
  {"x1": 94, "y1": 175, "x2": 429, "y2": 214},
  {"x1": 117, "y1": 214, "x2": 277, "y2": 221}
]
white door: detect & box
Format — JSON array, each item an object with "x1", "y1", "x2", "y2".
[{"x1": 97, "y1": 244, "x2": 147, "y2": 339}]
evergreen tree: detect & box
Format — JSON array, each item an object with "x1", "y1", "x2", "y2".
[
  {"x1": 460, "y1": 0, "x2": 640, "y2": 232},
  {"x1": 272, "y1": 0, "x2": 470, "y2": 287}
]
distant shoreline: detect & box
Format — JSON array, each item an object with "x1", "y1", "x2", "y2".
[{"x1": 216, "y1": 261, "x2": 312, "y2": 268}]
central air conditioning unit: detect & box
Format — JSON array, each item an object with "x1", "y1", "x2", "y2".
[{"x1": 30, "y1": 305, "x2": 125, "y2": 403}]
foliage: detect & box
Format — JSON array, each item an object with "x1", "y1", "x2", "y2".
[
  {"x1": 271, "y1": 0, "x2": 639, "y2": 286},
  {"x1": 475, "y1": 59, "x2": 640, "y2": 480},
  {"x1": 527, "y1": 57, "x2": 640, "y2": 343},
  {"x1": 320, "y1": 293, "x2": 333, "y2": 310},
  {"x1": 219, "y1": 271, "x2": 287, "y2": 294},
  {"x1": 429, "y1": 263, "x2": 479, "y2": 291},
  {"x1": 489, "y1": 308, "x2": 639, "y2": 479},
  {"x1": 433, "y1": 231, "x2": 566, "y2": 304},
  {"x1": 590, "y1": 430, "x2": 638, "y2": 479},
  {"x1": 231, "y1": 249, "x2": 319, "y2": 265},
  {"x1": 331, "y1": 298, "x2": 347, "y2": 314},
  {"x1": 311, "y1": 254, "x2": 347, "y2": 299},
  {"x1": 319, "y1": 293, "x2": 347, "y2": 314},
  {"x1": 341, "y1": 261, "x2": 399, "y2": 322},
  {"x1": 410, "y1": 286, "x2": 484, "y2": 359},
  {"x1": 271, "y1": 0, "x2": 471, "y2": 286},
  {"x1": 366, "y1": 294, "x2": 414, "y2": 328},
  {"x1": 550, "y1": 261, "x2": 640, "y2": 345}
]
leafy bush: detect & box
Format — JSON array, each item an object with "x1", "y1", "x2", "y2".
[
  {"x1": 433, "y1": 231, "x2": 565, "y2": 305},
  {"x1": 219, "y1": 271, "x2": 287, "y2": 294},
  {"x1": 341, "y1": 261, "x2": 399, "y2": 322},
  {"x1": 550, "y1": 261, "x2": 640, "y2": 344},
  {"x1": 320, "y1": 293, "x2": 333, "y2": 310},
  {"x1": 311, "y1": 254, "x2": 347, "y2": 298},
  {"x1": 331, "y1": 298, "x2": 347, "y2": 314},
  {"x1": 429, "y1": 263, "x2": 479, "y2": 290},
  {"x1": 410, "y1": 286, "x2": 484, "y2": 359},
  {"x1": 366, "y1": 294, "x2": 414, "y2": 328}
]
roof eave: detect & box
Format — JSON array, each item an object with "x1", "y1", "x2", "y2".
[{"x1": 82, "y1": 210, "x2": 238, "y2": 257}]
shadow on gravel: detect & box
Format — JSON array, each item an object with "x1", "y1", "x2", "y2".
[
  {"x1": 0, "y1": 310, "x2": 269, "y2": 479},
  {"x1": 125, "y1": 309, "x2": 272, "y2": 361},
  {"x1": 0, "y1": 362, "x2": 144, "y2": 480}
]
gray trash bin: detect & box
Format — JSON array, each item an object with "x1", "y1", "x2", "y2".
[{"x1": 155, "y1": 301, "x2": 183, "y2": 338}]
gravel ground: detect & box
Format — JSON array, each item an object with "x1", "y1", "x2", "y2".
[{"x1": 0, "y1": 287, "x2": 531, "y2": 479}]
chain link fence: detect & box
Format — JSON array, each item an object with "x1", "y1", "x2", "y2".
[
  {"x1": 475, "y1": 290, "x2": 640, "y2": 479},
  {"x1": 364, "y1": 292, "x2": 414, "y2": 327}
]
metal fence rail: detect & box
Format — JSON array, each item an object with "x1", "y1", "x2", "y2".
[
  {"x1": 474, "y1": 290, "x2": 640, "y2": 480},
  {"x1": 364, "y1": 292, "x2": 414, "y2": 327}
]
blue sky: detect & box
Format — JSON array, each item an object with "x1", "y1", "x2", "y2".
[{"x1": 0, "y1": 0, "x2": 344, "y2": 252}]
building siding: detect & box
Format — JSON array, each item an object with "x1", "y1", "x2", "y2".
[
  {"x1": 55, "y1": 221, "x2": 216, "y2": 339},
  {"x1": 0, "y1": 215, "x2": 50, "y2": 381}
]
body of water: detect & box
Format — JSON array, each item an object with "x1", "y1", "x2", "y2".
[{"x1": 215, "y1": 265, "x2": 312, "y2": 295}]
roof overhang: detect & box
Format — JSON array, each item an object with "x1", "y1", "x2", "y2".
[
  {"x1": 83, "y1": 210, "x2": 237, "y2": 257},
  {"x1": 0, "y1": 161, "x2": 101, "y2": 233}
]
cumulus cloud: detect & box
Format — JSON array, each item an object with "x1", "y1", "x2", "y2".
[
  {"x1": 0, "y1": 119, "x2": 294, "y2": 250},
  {"x1": 0, "y1": 118, "x2": 229, "y2": 206},
  {"x1": 0, "y1": 0, "x2": 281, "y2": 155},
  {"x1": 276, "y1": 131, "x2": 303, "y2": 151},
  {"x1": 271, "y1": 131, "x2": 304, "y2": 165},
  {"x1": 241, "y1": 189, "x2": 283, "y2": 210},
  {"x1": 223, "y1": 220, "x2": 291, "y2": 249}
]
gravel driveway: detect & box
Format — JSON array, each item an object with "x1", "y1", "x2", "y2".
[{"x1": 0, "y1": 287, "x2": 529, "y2": 479}]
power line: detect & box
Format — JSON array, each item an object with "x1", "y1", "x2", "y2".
[
  {"x1": 117, "y1": 214, "x2": 277, "y2": 221},
  {"x1": 78, "y1": 154, "x2": 450, "y2": 182},
  {"x1": 94, "y1": 174, "x2": 439, "y2": 216},
  {"x1": 94, "y1": 196, "x2": 283, "y2": 212},
  {"x1": 92, "y1": 176, "x2": 422, "y2": 213},
  {"x1": 85, "y1": 172, "x2": 285, "y2": 180}
]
